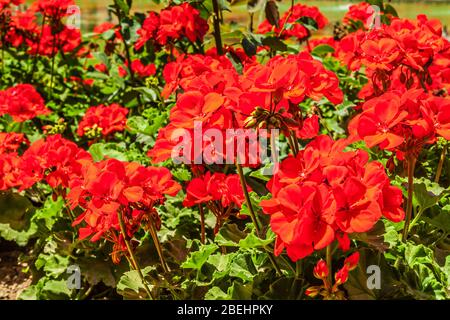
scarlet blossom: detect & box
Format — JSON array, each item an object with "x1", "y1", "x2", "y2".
[
  {"x1": 0, "y1": 84, "x2": 50, "y2": 122},
  {"x1": 349, "y1": 89, "x2": 450, "y2": 158},
  {"x1": 183, "y1": 172, "x2": 250, "y2": 232},
  {"x1": 258, "y1": 4, "x2": 328, "y2": 40},
  {"x1": 68, "y1": 158, "x2": 180, "y2": 253},
  {"x1": 31, "y1": 0, "x2": 74, "y2": 19},
  {"x1": 94, "y1": 63, "x2": 108, "y2": 73},
  {"x1": 0, "y1": 133, "x2": 27, "y2": 191},
  {"x1": 237, "y1": 52, "x2": 342, "y2": 137},
  {"x1": 0, "y1": 0, "x2": 23, "y2": 10},
  {"x1": 342, "y1": 2, "x2": 393, "y2": 29},
  {"x1": 156, "y1": 3, "x2": 208, "y2": 45},
  {"x1": 18, "y1": 134, "x2": 92, "y2": 190},
  {"x1": 77, "y1": 104, "x2": 128, "y2": 138},
  {"x1": 160, "y1": 53, "x2": 234, "y2": 99},
  {"x1": 0, "y1": 153, "x2": 21, "y2": 190},
  {"x1": 134, "y1": 11, "x2": 159, "y2": 50},
  {"x1": 336, "y1": 15, "x2": 450, "y2": 97},
  {"x1": 260, "y1": 135, "x2": 404, "y2": 261},
  {"x1": 2, "y1": 8, "x2": 38, "y2": 48},
  {"x1": 0, "y1": 132, "x2": 27, "y2": 153},
  {"x1": 26, "y1": 24, "x2": 82, "y2": 56},
  {"x1": 183, "y1": 172, "x2": 248, "y2": 208},
  {"x1": 130, "y1": 59, "x2": 156, "y2": 78}
]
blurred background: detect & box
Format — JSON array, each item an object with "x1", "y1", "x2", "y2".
[{"x1": 24, "y1": 0, "x2": 450, "y2": 34}]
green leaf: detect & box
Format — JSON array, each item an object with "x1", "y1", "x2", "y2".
[
  {"x1": 88, "y1": 143, "x2": 128, "y2": 161},
  {"x1": 228, "y1": 253, "x2": 256, "y2": 281},
  {"x1": 181, "y1": 243, "x2": 219, "y2": 270},
  {"x1": 423, "y1": 206, "x2": 450, "y2": 234},
  {"x1": 384, "y1": 4, "x2": 399, "y2": 18},
  {"x1": 297, "y1": 16, "x2": 318, "y2": 31},
  {"x1": 114, "y1": 0, "x2": 130, "y2": 15},
  {"x1": 78, "y1": 257, "x2": 117, "y2": 287},
  {"x1": 215, "y1": 223, "x2": 247, "y2": 247},
  {"x1": 261, "y1": 36, "x2": 287, "y2": 52},
  {"x1": 117, "y1": 266, "x2": 155, "y2": 298},
  {"x1": 228, "y1": 281, "x2": 253, "y2": 299},
  {"x1": 0, "y1": 192, "x2": 34, "y2": 231},
  {"x1": 238, "y1": 229, "x2": 275, "y2": 249},
  {"x1": 413, "y1": 177, "x2": 448, "y2": 212},
  {"x1": 264, "y1": 0, "x2": 279, "y2": 28},
  {"x1": 41, "y1": 279, "x2": 72, "y2": 299},
  {"x1": 241, "y1": 34, "x2": 261, "y2": 57},
  {"x1": 205, "y1": 286, "x2": 230, "y2": 300},
  {"x1": 311, "y1": 44, "x2": 335, "y2": 57}
]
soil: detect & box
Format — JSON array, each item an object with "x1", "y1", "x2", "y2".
[{"x1": 0, "y1": 240, "x2": 32, "y2": 300}]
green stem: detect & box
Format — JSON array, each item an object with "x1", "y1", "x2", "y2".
[
  {"x1": 117, "y1": 210, "x2": 154, "y2": 300},
  {"x1": 402, "y1": 157, "x2": 417, "y2": 242},
  {"x1": 435, "y1": 144, "x2": 447, "y2": 183},
  {"x1": 295, "y1": 260, "x2": 303, "y2": 279},
  {"x1": 49, "y1": 31, "x2": 59, "y2": 94},
  {"x1": 408, "y1": 208, "x2": 424, "y2": 232},
  {"x1": 149, "y1": 218, "x2": 170, "y2": 273},
  {"x1": 236, "y1": 162, "x2": 261, "y2": 235},
  {"x1": 198, "y1": 204, "x2": 206, "y2": 244},
  {"x1": 211, "y1": 0, "x2": 223, "y2": 55},
  {"x1": 29, "y1": 14, "x2": 46, "y2": 81},
  {"x1": 267, "y1": 250, "x2": 282, "y2": 276}
]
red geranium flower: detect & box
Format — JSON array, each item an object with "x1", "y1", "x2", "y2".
[
  {"x1": 0, "y1": 84, "x2": 50, "y2": 122},
  {"x1": 77, "y1": 104, "x2": 128, "y2": 138}
]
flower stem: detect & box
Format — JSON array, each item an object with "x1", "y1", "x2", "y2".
[
  {"x1": 236, "y1": 162, "x2": 261, "y2": 235},
  {"x1": 435, "y1": 144, "x2": 447, "y2": 183},
  {"x1": 149, "y1": 217, "x2": 170, "y2": 273},
  {"x1": 211, "y1": 0, "x2": 223, "y2": 55},
  {"x1": 198, "y1": 204, "x2": 206, "y2": 244},
  {"x1": 326, "y1": 245, "x2": 332, "y2": 287},
  {"x1": 402, "y1": 157, "x2": 417, "y2": 242},
  {"x1": 29, "y1": 14, "x2": 46, "y2": 81},
  {"x1": 117, "y1": 210, "x2": 154, "y2": 300}
]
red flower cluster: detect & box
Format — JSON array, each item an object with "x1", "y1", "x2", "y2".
[
  {"x1": 240, "y1": 52, "x2": 343, "y2": 108},
  {"x1": 134, "y1": 3, "x2": 208, "y2": 50},
  {"x1": 184, "y1": 172, "x2": 247, "y2": 208},
  {"x1": 0, "y1": 0, "x2": 22, "y2": 11},
  {"x1": 183, "y1": 171, "x2": 249, "y2": 232},
  {"x1": 0, "y1": 84, "x2": 50, "y2": 122},
  {"x1": 1, "y1": 0, "x2": 82, "y2": 56},
  {"x1": 19, "y1": 134, "x2": 92, "y2": 190},
  {"x1": 0, "y1": 134, "x2": 90, "y2": 191},
  {"x1": 260, "y1": 135, "x2": 404, "y2": 261},
  {"x1": 77, "y1": 104, "x2": 129, "y2": 138},
  {"x1": 336, "y1": 15, "x2": 449, "y2": 98},
  {"x1": 349, "y1": 89, "x2": 450, "y2": 159},
  {"x1": 68, "y1": 158, "x2": 180, "y2": 249},
  {"x1": 150, "y1": 50, "x2": 342, "y2": 165},
  {"x1": 26, "y1": 24, "x2": 81, "y2": 56},
  {"x1": 0, "y1": 132, "x2": 27, "y2": 190},
  {"x1": 258, "y1": 4, "x2": 328, "y2": 40},
  {"x1": 160, "y1": 53, "x2": 236, "y2": 99},
  {"x1": 118, "y1": 59, "x2": 156, "y2": 78},
  {"x1": 0, "y1": 132, "x2": 27, "y2": 153},
  {"x1": 341, "y1": 2, "x2": 393, "y2": 29}
]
